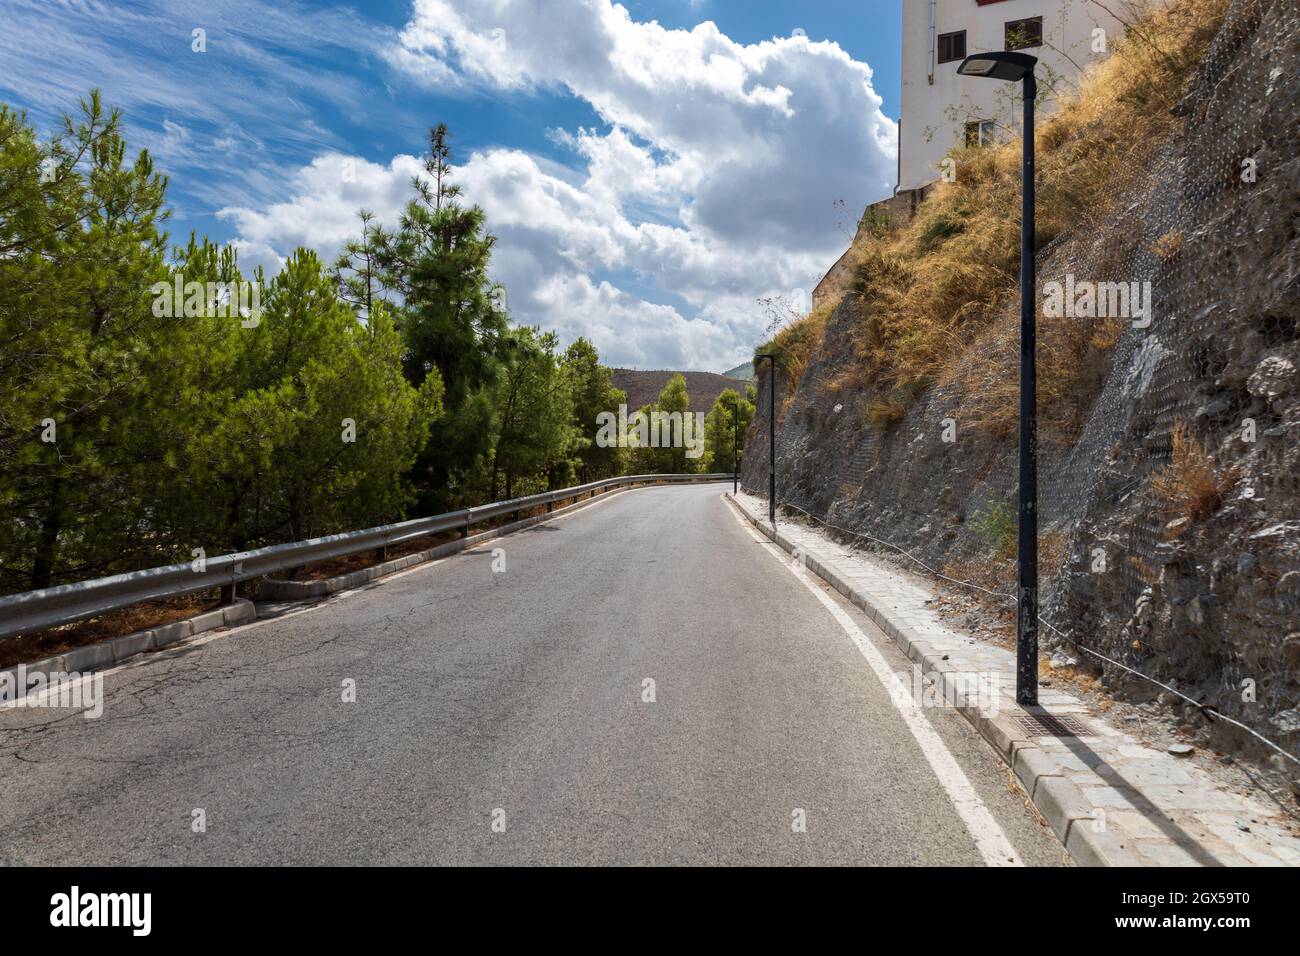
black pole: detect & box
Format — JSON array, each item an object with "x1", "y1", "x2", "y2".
[
  {"x1": 731, "y1": 399, "x2": 739, "y2": 495},
  {"x1": 1016, "y1": 75, "x2": 1038, "y2": 707},
  {"x1": 764, "y1": 355, "x2": 776, "y2": 528}
]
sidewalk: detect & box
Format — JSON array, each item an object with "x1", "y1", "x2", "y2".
[{"x1": 729, "y1": 490, "x2": 1300, "y2": 867}]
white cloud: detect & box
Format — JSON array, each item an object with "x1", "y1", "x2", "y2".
[
  {"x1": 219, "y1": 153, "x2": 423, "y2": 254},
  {"x1": 221, "y1": 0, "x2": 897, "y2": 370}
]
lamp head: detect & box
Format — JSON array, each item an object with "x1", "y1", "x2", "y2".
[{"x1": 956, "y1": 51, "x2": 1037, "y2": 82}]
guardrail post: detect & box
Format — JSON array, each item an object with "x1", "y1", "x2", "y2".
[
  {"x1": 219, "y1": 583, "x2": 235, "y2": 605},
  {"x1": 375, "y1": 545, "x2": 388, "y2": 562},
  {"x1": 547, "y1": 500, "x2": 554, "y2": 513}
]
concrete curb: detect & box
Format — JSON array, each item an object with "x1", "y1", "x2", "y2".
[
  {"x1": 1, "y1": 599, "x2": 256, "y2": 701},
  {"x1": 725, "y1": 492, "x2": 1131, "y2": 867},
  {"x1": 258, "y1": 486, "x2": 631, "y2": 601}
]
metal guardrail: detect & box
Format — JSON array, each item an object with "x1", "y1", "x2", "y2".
[{"x1": 0, "y1": 473, "x2": 731, "y2": 641}]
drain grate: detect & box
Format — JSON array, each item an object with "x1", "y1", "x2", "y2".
[{"x1": 1014, "y1": 713, "x2": 1092, "y2": 738}]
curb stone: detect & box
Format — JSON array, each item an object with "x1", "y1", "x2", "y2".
[
  {"x1": 724, "y1": 492, "x2": 1233, "y2": 868},
  {"x1": 1, "y1": 599, "x2": 256, "y2": 702}
]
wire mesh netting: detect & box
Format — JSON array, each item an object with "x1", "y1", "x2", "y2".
[{"x1": 743, "y1": 0, "x2": 1299, "y2": 773}]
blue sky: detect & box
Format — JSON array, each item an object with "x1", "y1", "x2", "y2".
[{"x1": 0, "y1": 0, "x2": 901, "y2": 371}]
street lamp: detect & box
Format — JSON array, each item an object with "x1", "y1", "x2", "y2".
[
  {"x1": 956, "y1": 50, "x2": 1039, "y2": 706},
  {"x1": 756, "y1": 354, "x2": 777, "y2": 528}
]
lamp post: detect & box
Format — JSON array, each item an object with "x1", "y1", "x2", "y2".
[
  {"x1": 725, "y1": 396, "x2": 740, "y2": 495},
  {"x1": 956, "y1": 50, "x2": 1039, "y2": 706},
  {"x1": 756, "y1": 354, "x2": 777, "y2": 528}
]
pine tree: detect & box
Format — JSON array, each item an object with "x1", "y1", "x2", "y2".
[
  {"x1": 333, "y1": 210, "x2": 389, "y2": 320},
  {"x1": 488, "y1": 328, "x2": 577, "y2": 499},
  {"x1": 702, "y1": 388, "x2": 755, "y2": 474},
  {"x1": 178, "y1": 250, "x2": 443, "y2": 550},
  {"x1": 0, "y1": 92, "x2": 177, "y2": 590},
  {"x1": 374, "y1": 122, "x2": 509, "y2": 510}
]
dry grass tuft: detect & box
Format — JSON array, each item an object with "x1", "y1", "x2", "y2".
[
  {"x1": 865, "y1": 394, "x2": 907, "y2": 431},
  {"x1": 755, "y1": 301, "x2": 833, "y2": 408},
  {"x1": 1151, "y1": 228, "x2": 1185, "y2": 260},
  {"x1": 1150, "y1": 421, "x2": 1238, "y2": 525}
]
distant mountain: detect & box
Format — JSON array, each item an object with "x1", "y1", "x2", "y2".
[
  {"x1": 609, "y1": 369, "x2": 740, "y2": 414},
  {"x1": 722, "y1": 362, "x2": 755, "y2": 382}
]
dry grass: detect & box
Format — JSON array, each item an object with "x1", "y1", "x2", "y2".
[
  {"x1": 755, "y1": 300, "x2": 832, "y2": 407},
  {"x1": 942, "y1": 554, "x2": 1014, "y2": 601},
  {"x1": 0, "y1": 595, "x2": 216, "y2": 669},
  {"x1": 1038, "y1": 528, "x2": 1068, "y2": 586},
  {"x1": 1150, "y1": 421, "x2": 1238, "y2": 525},
  {"x1": 865, "y1": 394, "x2": 907, "y2": 431},
  {"x1": 1151, "y1": 228, "x2": 1185, "y2": 260},
  {"x1": 815, "y1": 0, "x2": 1229, "y2": 435}
]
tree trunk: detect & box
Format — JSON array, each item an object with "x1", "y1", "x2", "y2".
[{"x1": 30, "y1": 477, "x2": 63, "y2": 590}]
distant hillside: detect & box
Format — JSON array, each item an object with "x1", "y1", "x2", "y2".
[
  {"x1": 610, "y1": 369, "x2": 739, "y2": 414},
  {"x1": 722, "y1": 362, "x2": 755, "y2": 382}
]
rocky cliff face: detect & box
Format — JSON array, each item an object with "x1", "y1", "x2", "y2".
[{"x1": 743, "y1": 0, "x2": 1298, "y2": 771}]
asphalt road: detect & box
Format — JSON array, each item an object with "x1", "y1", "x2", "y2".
[{"x1": 0, "y1": 484, "x2": 1069, "y2": 865}]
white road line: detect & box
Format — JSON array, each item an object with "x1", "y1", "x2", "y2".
[{"x1": 727, "y1": 499, "x2": 1024, "y2": 867}]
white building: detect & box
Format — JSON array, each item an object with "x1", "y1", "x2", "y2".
[{"x1": 898, "y1": 0, "x2": 1124, "y2": 192}]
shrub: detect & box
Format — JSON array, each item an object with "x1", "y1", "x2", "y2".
[
  {"x1": 866, "y1": 395, "x2": 907, "y2": 431},
  {"x1": 1150, "y1": 421, "x2": 1238, "y2": 524},
  {"x1": 973, "y1": 502, "x2": 1017, "y2": 560}
]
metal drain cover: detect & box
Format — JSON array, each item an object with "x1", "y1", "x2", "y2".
[{"x1": 1014, "y1": 713, "x2": 1092, "y2": 738}]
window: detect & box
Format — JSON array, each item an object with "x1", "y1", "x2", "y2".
[
  {"x1": 1005, "y1": 16, "x2": 1043, "y2": 50},
  {"x1": 937, "y1": 30, "x2": 966, "y2": 64},
  {"x1": 965, "y1": 120, "x2": 998, "y2": 148}
]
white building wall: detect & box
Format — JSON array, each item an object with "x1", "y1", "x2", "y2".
[{"x1": 899, "y1": 0, "x2": 1124, "y2": 192}]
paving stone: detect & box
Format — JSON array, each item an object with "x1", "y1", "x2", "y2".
[
  {"x1": 1034, "y1": 776, "x2": 1096, "y2": 841},
  {"x1": 1067, "y1": 820, "x2": 1143, "y2": 866},
  {"x1": 109, "y1": 630, "x2": 155, "y2": 662},
  {"x1": 1014, "y1": 746, "x2": 1063, "y2": 793},
  {"x1": 153, "y1": 620, "x2": 193, "y2": 647},
  {"x1": 188, "y1": 608, "x2": 226, "y2": 634},
  {"x1": 65, "y1": 642, "x2": 115, "y2": 672},
  {"x1": 222, "y1": 600, "x2": 256, "y2": 626}
]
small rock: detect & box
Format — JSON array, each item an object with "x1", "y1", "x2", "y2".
[
  {"x1": 1049, "y1": 650, "x2": 1078, "y2": 670},
  {"x1": 1271, "y1": 708, "x2": 1300, "y2": 735},
  {"x1": 1247, "y1": 353, "x2": 1297, "y2": 401},
  {"x1": 1168, "y1": 743, "x2": 1195, "y2": 757},
  {"x1": 1282, "y1": 634, "x2": 1300, "y2": 669}
]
